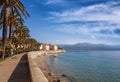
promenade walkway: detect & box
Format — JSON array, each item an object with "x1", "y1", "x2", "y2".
[{"x1": 0, "y1": 53, "x2": 31, "y2": 82}]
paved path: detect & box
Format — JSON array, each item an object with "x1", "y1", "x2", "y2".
[{"x1": 0, "y1": 54, "x2": 31, "y2": 82}]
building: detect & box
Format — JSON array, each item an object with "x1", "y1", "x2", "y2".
[
  {"x1": 39, "y1": 43, "x2": 44, "y2": 50},
  {"x1": 49, "y1": 44, "x2": 54, "y2": 50},
  {"x1": 49, "y1": 44, "x2": 58, "y2": 50},
  {"x1": 45, "y1": 44, "x2": 50, "y2": 51},
  {"x1": 39, "y1": 43, "x2": 58, "y2": 51},
  {"x1": 54, "y1": 45, "x2": 58, "y2": 50}
]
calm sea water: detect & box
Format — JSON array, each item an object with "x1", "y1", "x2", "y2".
[{"x1": 47, "y1": 50, "x2": 120, "y2": 82}]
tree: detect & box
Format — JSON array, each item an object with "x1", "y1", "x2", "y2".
[
  {"x1": 8, "y1": 10, "x2": 24, "y2": 40},
  {"x1": 0, "y1": 0, "x2": 29, "y2": 59},
  {"x1": 13, "y1": 25, "x2": 30, "y2": 53}
]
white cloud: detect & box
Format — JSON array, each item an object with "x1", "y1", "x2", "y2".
[
  {"x1": 46, "y1": 0, "x2": 63, "y2": 4},
  {"x1": 29, "y1": 4, "x2": 34, "y2": 7},
  {"x1": 48, "y1": 1, "x2": 120, "y2": 44},
  {"x1": 56, "y1": 22, "x2": 120, "y2": 39},
  {"x1": 49, "y1": 1, "x2": 120, "y2": 23},
  {"x1": 49, "y1": 1, "x2": 120, "y2": 40},
  {"x1": 54, "y1": 23, "x2": 120, "y2": 45},
  {"x1": 91, "y1": 36, "x2": 96, "y2": 40}
]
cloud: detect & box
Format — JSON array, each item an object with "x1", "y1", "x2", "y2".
[
  {"x1": 46, "y1": 0, "x2": 63, "y2": 4},
  {"x1": 91, "y1": 35, "x2": 96, "y2": 40},
  {"x1": 29, "y1": 4, "x2": 35, "y2": 7},
  {"x1": 49, "y1": 1, "x2": 120, "y2": 23},
  {"x1": 55, "y1": 39, "x2": 60, "y2": 43},
  {"x1": 56, "y1": 22, "x2": 120, "y2": 40},
  {"x1": 46, "y1": 1, "x2": 120, "y2": 44}
]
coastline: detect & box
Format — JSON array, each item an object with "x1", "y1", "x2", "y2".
[
  {"x1": 34, "y1": 50, "x2": 68, "y2": 82},
  {"x1": 34, "y1": 54, "x2": 58, "y2": 82}
]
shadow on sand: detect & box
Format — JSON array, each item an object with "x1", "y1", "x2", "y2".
[{"x1": 8, "y1": 54, "x2": 31, "y2": 82}]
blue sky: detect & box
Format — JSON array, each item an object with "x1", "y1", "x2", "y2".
[{"x1": 21, "y1": 0, "x2": 120, "y2": 45}]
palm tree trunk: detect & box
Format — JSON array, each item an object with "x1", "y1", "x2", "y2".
[
  {"x1": 9, "y1": 24, "x2": 14, "y2": 39},
  {"x1": 9, "y1": 26, "x2": 12, "y2": 39},
  {"x1": 2, "y1": 6, "x2": 9, "y2": 59},
  {"x1": 9, "y1": 26, "x2": 14, "y2": 54}
]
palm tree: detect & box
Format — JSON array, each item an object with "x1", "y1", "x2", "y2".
[
  {"x1": 12, "y1": 36, "x2": 20, "y2": 54},
  {"x1": 28, "y1": 38, "x2": 38, "y2": 51},
  {"x1": 8, "y1": 10, "x2": 24, "y2": 40},
  {"x1": 13, "y1": 25, "x2": 30, "y2": 53},
  {"x1": 0, "y1": 14, "x2": 3, "y2": 26},
  {"x1": 19, "y1": 26, "x2": 29, "y2": 52},
  {"x1": 14, "y1": 25, "x2": 29, "y2": 39},
  {"x1": 0, "y1": 0, "x2": 29, "y2": 59}
]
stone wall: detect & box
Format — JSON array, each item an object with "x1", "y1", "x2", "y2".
[{"x1": 27, "y1": 51, "x2": 48, "y2": 82}]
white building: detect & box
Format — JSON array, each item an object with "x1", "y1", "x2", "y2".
[
  {"x1": 39, "y1": 44, "x2": 43, "y2": 50},
  {"x1": 54, "y1": 45, "x2": 58, "y2": 50},
  {"x1": 45, "y1": 45, "x2": 50, "y2": 50}
]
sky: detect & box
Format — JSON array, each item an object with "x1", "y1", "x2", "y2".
[{"x1": 21, "y1": 0, "x2": 120, "y2": 45}]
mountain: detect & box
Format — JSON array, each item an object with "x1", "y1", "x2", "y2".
[{"x1": 59, "y1": 43, "x2": 120, "y2": 50}]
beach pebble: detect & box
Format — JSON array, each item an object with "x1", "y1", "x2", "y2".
[
  {"x1": 48, "y1": 72, "x2": 55, "y2": 76},
  {"x1": 53, "y1": 55, "x2": 57, "y2": 58},
  {"x1": 57, "y1": 79, "x2": 60, "y2": 82},
  {"x1": 61, "y1": 74, "x2": 67, "y2": 77},
  {"x1": 53, "y1": 79, "x2": 60, "y2": 82},
  {"x1": 48, "y1": 73, "x2": 52, "y2": 76}
]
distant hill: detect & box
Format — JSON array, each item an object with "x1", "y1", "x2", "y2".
[{"x1": 59, "y1": 43, "x2": 120, "y2": 50}]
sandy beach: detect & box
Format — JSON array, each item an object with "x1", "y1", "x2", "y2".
[
  {"x1": 33, "y1": 52, "x2": 69, "y2": 82},
  {"x1": 34, "y1": 54, "x2": 59, "y2": 82}
]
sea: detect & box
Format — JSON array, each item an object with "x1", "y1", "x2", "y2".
[{"x1": 46, "y1": 50, "x2": 120, "y2": 82}]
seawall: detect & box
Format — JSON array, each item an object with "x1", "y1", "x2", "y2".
[{"x1": 27, "y1": 51, "x2": 48, "y2": 82}]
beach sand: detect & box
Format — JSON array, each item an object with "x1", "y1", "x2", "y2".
[{"x1": 34, "y1": 54, "x2": 69, "y2": 82}]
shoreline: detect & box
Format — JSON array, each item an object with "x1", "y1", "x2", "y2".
[
  {"x1": 34, "y1": 50, "x2": 69, "y2": 82},
  {"x1": 34, "y1": 54, "x2": 58, "y2": 82}
]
